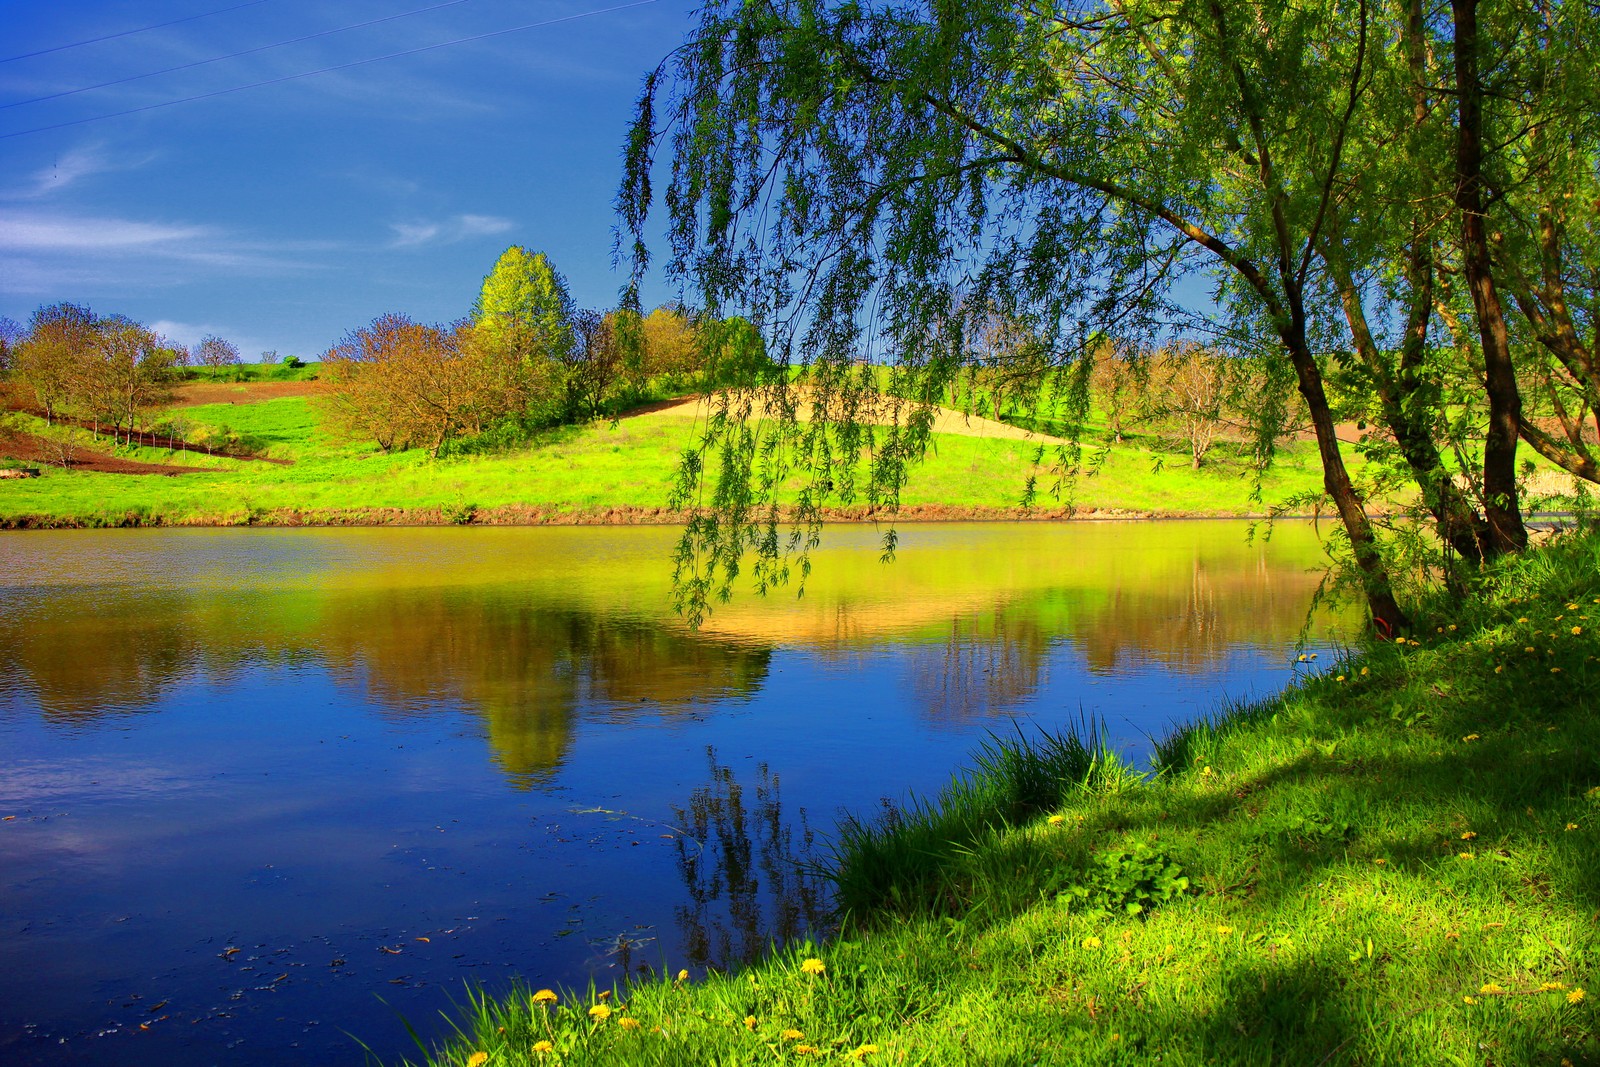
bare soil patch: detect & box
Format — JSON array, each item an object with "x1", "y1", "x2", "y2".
[
  {"x1": 0, "y1": 431, "x2": 214, "y2": 475},
  {"x1": 171, "y1": 380, "x2": 328, "y2": 406}
]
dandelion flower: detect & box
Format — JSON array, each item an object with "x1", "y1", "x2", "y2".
[
  {"x1": 850, "y1": 1044, "x2": 880, "y2": 1060},
  {"x1": 782, "y1": 1029, "x2": 805, "y2": 1041},
  {"x1": 1574, "y1": 626, "x2": 1584, "y2": 635},
  {"x1": 532, "y1": 1042, "x2": 554, "y2": 1054},
  {"x1": 1566, "y1": 823, "x2": 1579, "y2": 831},
  {"x1": 1336, "y1": 675, "x2": 1346, "y2": 682},
  {"x1": 589, "y1": 1003, "x2": 613, "y2": 1021},
  {"x1": 1518, "y1": 617, "x2": 1530, "y2": 624},
  {"x1": 1082, "y1": 936, "x2": 1102, "y2": 949},
  {"x1": 1215, "y1": 926, "x2": 1234, "y2": 936},
  {"x1": 1463, "y1": 733, "x2": 1480, "y2": 742},
  {"x1": 1448, "y1": 624, "x2": 1457, "y2": 632},
  {"x1": 1495, "y1": 666, "x2": 1504, "y2": 674},
  {"x1": 676, "y1": 969, "x2": 689, "y2": 982},
  {"x1": 1568, "y1": 604, "x2": 1580, "y2": 611},
  {"x1": 1458, "y1": 852, "x2": 1474, "y2": 860},
  {"x1": 1462, "y1": 996, "x2": 1478, "y2": 1005},
  {"x1": 744, "y1": 1016, "x2": 757, "y2": 1031},
  {"x1": 1541, "y1": 981, "x2": 1568, "y2": 992},
  {"x1": 1553, "y1": 667, "x2": 1563, "y2": 674},
  {"x1": 1360, "y1": 667, "x2": 1370, "y2": 676},
  {"x1": 1461, "y1": 830, "x2": 1477, "y2": 840},
  {"x1": 800, "y1": 958, "x2": 826, "y2": 976},
  {"x1": 1569, "y1": 988, "x2": 1587, "y2": 1004},
  {"x1": 1527, "y1": 646, "x2": 1538, "y2": 653},
  {"x1": 794, "y1": 1046, "x2": 815, "y2": 1055},
  {"x1": 620, "y1": 1017, "x2": 641, "y2": 1031},
  {"x1": 1048, "y1": 814, "x2": 1065, "y2": 826},
  {"x1": 532, "y1": 989, "x2": 558, "y2": 1005},
  {"x1": 467, "y1": 1054, "x2": 489, "y2": 1067},
  {"x1": 1480, "y1": 983, "x2": 1506, "y2": 995}
]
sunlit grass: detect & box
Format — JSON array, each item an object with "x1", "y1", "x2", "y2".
[{"x1": 2, "y1": 394, "x2": 1336, "y2": 528}]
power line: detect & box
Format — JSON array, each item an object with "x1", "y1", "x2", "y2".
[
  {"x1": 0, "y1": 0, "x2": 278, "y2": 65},
  {"x1": 3, "y1": 0, "x2": 482, "y2": 112},
  {"x1": 0, "y1": 0, "x2": 659, "y2": 141}
]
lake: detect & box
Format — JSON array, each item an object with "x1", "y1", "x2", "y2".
[{"x1": 0, "y1": 521, "x2": 1349, "y2": 1065}]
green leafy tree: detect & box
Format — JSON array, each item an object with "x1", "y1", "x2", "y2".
[
  {"x1": 623, "y1": 0, "x2": 1424, "y2": 628},
  {"x1": 475, "y1": 246, "x2": 576, "y2": 424},
  {"x1": 13, "y1": 303, "x2": 97, "y2": 425}
]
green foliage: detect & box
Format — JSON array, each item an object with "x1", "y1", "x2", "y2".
[{"x1": 1054, "y1": 840, "x2": 1191, "y2": 919}]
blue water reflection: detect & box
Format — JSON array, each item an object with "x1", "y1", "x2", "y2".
[{"x1": 0, "y1": 523, "x2": 1348, "y2": 1066}]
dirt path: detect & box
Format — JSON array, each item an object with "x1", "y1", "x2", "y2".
[
  {"x1": 0, "y1": 431, "x2": 216, "y2": 475},
  {"x1": 640, "y1": 390, "x2": 1065, "y2": 444}
]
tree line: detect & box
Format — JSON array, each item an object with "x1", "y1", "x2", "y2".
[{"x1": 320, "y1": 246, "x2": 773, "y2": 457}]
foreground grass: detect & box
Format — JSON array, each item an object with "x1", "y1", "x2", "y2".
[
  {"x1": 406, "y1": 531, "x2": 1600, "y2": 1065},
  {"x1": 2, "y1": 393, "x2": 1330, "y2": 527}
]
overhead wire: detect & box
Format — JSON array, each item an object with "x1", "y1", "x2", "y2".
[
  {"x1": 0, "y1": 0, "x2": 659, "y2": 141},
  {"x1": 0, "y1": 0, "x2": 278, "y2": 65},
  {"x1": 3, "y1": 0, "x2": 482, "y2": 111}
]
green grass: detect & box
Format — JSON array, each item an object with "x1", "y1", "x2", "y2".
[
  {"x1": 1, "y1": 389, "x2": 1334, "y2": 528},
  {"x1": 399, "y1": 529, "x2": 1600, "y2": 1066}
]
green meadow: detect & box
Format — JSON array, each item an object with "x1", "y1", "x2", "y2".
[
  {"x1": 406, "y1": 527, "x2": 1600, "y2": 1067},
  {"x1": 1, "y1": 381, "x2": 1334, "y2": 528}
]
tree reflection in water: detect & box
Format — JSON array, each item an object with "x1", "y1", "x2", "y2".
[{"x1": 671, "y1": 747, "x2": 831, "y2": 970}]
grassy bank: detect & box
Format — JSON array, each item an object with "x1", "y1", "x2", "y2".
[
  {"x1": 406, "y1": 529, "x2": 1600, "y2": 1065},
  {"x1": 0, "y1": 387, "x2": 1335, "y2": 528}
]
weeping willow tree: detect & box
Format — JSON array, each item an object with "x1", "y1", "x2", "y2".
[{"x1": 620, "y1": 0, "x2": 1594, "y2": 632}]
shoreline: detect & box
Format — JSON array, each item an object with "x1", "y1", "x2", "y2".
[{"x1": 0, "y1": 501, "x2": 1306, "y2": 530}]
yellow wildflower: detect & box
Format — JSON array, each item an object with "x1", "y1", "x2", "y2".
[
  {"x1": 800, "y1": 958, "x2": 826, "y2": 976},
  {"x1": 1553, "y1": 667, "x2": 1563, "y2": 673},
  {"x1": 782, "y1": 1029, "x2": 805, "y2": 1041},
  {"x1": 1461, "y1": 830, "x2": 1477, "y2": 840},
  {"x1": 1518, "y1": 617, "x2": 1530, "y2": 624},
  {"x1": 1568, "y1": 603, "x2": 1580, "y2": 611},
  {"x1": 1574, "y1": 626, "x2": 1584, "y2": 635},
  {"x1": 1526, "y1": 646, "x2": 1538, "y2": 653},
  {"x1": 532, "y1": 989, "x2": 558, "y2": 1005},
  {"x1": 1569, "y1": 988, "x2": 1587, "y2": 1004},
  {"x1": 676, "y1": 969, "x2": 690, "y2": 982},
  {"x1": 1495, "y1": 666, "x2": 1504, "y2": 674},
  {"x1": 1360, "y1": 667, "x2": 1369, "y2": 676},
  {"x1": 1458, "y1": 852, "x2": 1474, "y2": 860},
  {"x1": 589, "y1": 1003, "x2": 613, "y2": 1021},
  {"x1": 1336, "y1": 675, "x2": 1346, "y2": 682},
  {"x1": 1480, "y1": 983, "x2": 1506, "y2": 995},
  {"x1": 744, "y1": 1015, "x2": 757, "y2": 1031},
  {"x1": 1463, "y1": 996, "x2": 1478, "y2": 1005},
  {"x1": 467, "y1": 1054, "x2": 489, "y2": 1067},
  {"x1": 850, "y1": 1044, "x2": 880, "y2": 1060},
  {"x1": 1082, "y1": 936, "x2": 1102, "y2": 950},
  {"x1": 794, "y1": 1046, "x2": 815, "y2": 1056},
  {"x1": 1047, "y1": 814, "x2": 1066, "y2": 826},
  {"x1": 1566, "y1": 823, "x2": 1579, "y2": 831},
  {"x1": 1448, "y1": 624, "x2": 1457, "y2": 631},
  {"x1": 619, "y1": 1017, "x2": 642, "y2": 1031},
  {"x1": 532, "y1": 1042, "x2": 554, "y2": 1055},
  {"x1": 1541, "y1": 982, "x2": 1568, "y2": 992},
  {"x1": 1216, "y1": 926, "x2": 1234, "y2": 936},
  {"x1": 1463, "y1": 734, "x2": 1480, "y2": 742}
]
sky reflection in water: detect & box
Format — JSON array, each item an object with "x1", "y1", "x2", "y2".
[{"x1": 0, "y1": 523, "x2": 1350, "y2": 1066}]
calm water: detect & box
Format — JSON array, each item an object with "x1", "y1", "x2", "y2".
[{"x1": 0, "y1": 522, "x2": 1348, "y2": 1066}]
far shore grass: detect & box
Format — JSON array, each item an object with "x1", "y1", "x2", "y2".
[
  {"x1": 0, "y1": 385, "x2": 1338, "y2": 529},
  {"x1": 403, "y1": 526, "x2": 1600, "y2": 1066}
]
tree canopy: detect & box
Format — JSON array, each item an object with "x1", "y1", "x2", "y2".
[{"x1": 621, "y1": 0, "x2": 1600, "y2": 629}]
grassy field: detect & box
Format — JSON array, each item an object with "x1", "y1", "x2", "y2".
[
  {"x1": 404, "y1": 527, "x2": 1600, "y2": 1066},
  {"x1": 0, "y1": 381, "x2": 1335, "y2": 527}
]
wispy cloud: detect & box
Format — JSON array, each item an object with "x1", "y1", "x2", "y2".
[
  {"x1": 4, "y1": 144, "x2": 158, "y2": 201},
  {"x1": 0, "y1": 209, "x2": 332, "y2": 296},
  {"x1": 388, "y1": 213, "x2": 514, "y2": 248}
]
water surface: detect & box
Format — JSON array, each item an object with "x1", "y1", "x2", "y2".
[{"x1": 0, "y1": 522, "x2": 1348, "y2": 1065}]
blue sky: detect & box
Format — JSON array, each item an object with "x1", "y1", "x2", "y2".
[{"x1": 0, "y1": 0, "x2": 695, "y2": 360}]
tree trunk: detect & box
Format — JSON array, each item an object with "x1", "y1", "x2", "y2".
[{"x1": 1451, "y1": 0, "x2": 1527, "y2": 557}]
